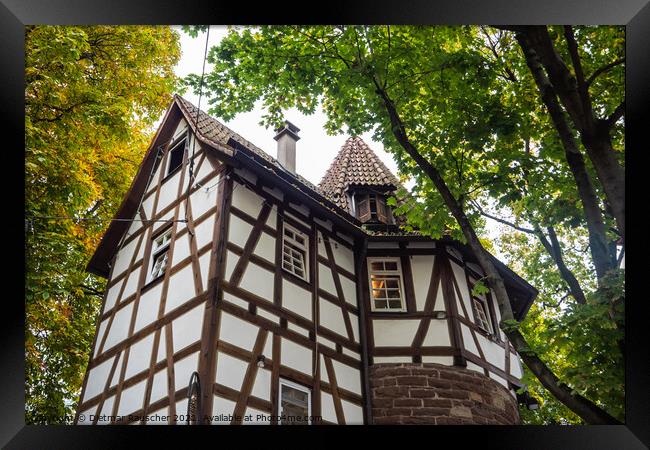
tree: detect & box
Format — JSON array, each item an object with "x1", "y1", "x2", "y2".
[
  {"x1": 183, "y1": 25, "x2": 623, "y2": 424},
  {"x1": 25, "y1": 25, "x2": 181, "y2": 424}
]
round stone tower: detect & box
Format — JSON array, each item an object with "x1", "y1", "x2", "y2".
[{"x1": 370, "y1": 363, "x2": 520, "y2": 425}]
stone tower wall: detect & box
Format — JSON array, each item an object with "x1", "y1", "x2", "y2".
[{"x1": 370, "y1": 363, "x2": 521, "y2": 425}]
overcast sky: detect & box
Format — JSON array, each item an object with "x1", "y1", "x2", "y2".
[{"x1": 171, "y1": 25, "x2": 401, "y2": 188}]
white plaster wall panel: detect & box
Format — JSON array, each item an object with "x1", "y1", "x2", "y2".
[
  {"x1": 244, "y1": 406, "x2": 269, "y2": 424},
  {"x1": 134, "y1": 283, "x2": 162, "y2": 333},
  {"x1": 126, "y1": 212, "x2": 143, "y2": 239},
  {"x1": 156, "y1": 335, "x2": 166, "y2": 363},
  {"x1": 257, "y1": 308, "x2": 280, "y2": 324},
  {"x1": 223, "y1": 291, "x2": 249, "y2": 310},
  {"x1": 171, "y1": 303, "x2": 205, "y2": 352},
  {"x1": 421, "y1": 356, "x2": 454, "y2": 365},
  {"x1": 212, "y1": 395, "x2": 236, "y2": 423},
  {"x1": 194, "y1": 213, "x2": 215, "y2": 249},
  {"x1": 109, "y1": 352, "x2": 123, "y2": 389},
  {"x1": 175, "y1": 399, "x2": 188, "y2": 424},
  {"x1": 262, "y1": 336, "x2": 272, "y2": 361},
  {"x1": 83, "y1": 356, "x2": 117, "y2": 402},
  {"x1": 150, "y1": 369, "x2": 168, "y2": 404},
  {"x1": 121, "y1": 266, "x2": 141, "y2": 301},
  {"x1": 342, "y1": 347, "x2": 361, "y2": 361},
  {"x1": 78, "y1": 406, "x2": 96, "y2": 425},
  {"x1": 264, "y1": 209, "x2": 277, "y2": 230},
  {"x1": 251, "y1": 368, "x2": 271, "y2": 401},
  {"x1": 195, "y1": 153, "x2": 216, "y2": 182},
  {"x1": 103, "y1": 302, "x2": 134, "y2": 352},
  {"x1": 317, "y1": 232, "x2": 327, "y2": 258},
  {"x1": 422, "y1": 320, "x2": 451, "y2": 347},
  {"x1": 285, "y1": 211, "x2": 311, "y2": 229},
  {"x1": 319, "y1": 298, "x2": 348, "y2": 338},
  {"x1": 477, "y1": 335, "x2": 506, "y2": 371},
  {"x1": 218, "y1": 311, "x2": 260, "y2": 352},
  {"x1": 332, "y1": 243, "x2": 355, "y2": 274},
  {"x1": 320, "y1": 391, "x2": 337, "y2": 423},
  {"x1": 280, "y1": 338, "x2": 312, "y2": 376},
  {"x1": 466, "y1": 361, "x2": 484, "y2": 375},
  {"x1": 141, "y1": 192, "x2": 155, "y2": 223},
  {"x1": 510, "y1": 353, "x2": 523, "y2": 378},
  {"x1": 97, "y1": 395, "x2": 115, "y2": 421},
  {"x1": 198, "y1": 251, "x2": 211, "y2": 293},
  {"x1": 124, "y1": 333, "x2": 154, "y2": 380},
  {"x1": 318, "y1": 263, "x2": 336, "y2": 296},
  {"x1": 313, "y1": 217, "x2": 332, "y2": 231},
  {"x1": 164, "y1": 264, "x2": 196, "y2": 314},
  {"x1": 281, "y1": 279, "x2": 312, "y2": 319},
  {"x1": 215, "y1": 353, "x2": 248, "y2": 391},
  {"x1": 368, "y1": 242, "x2": 399, "y2": 249},
  {"x1": 288, "y1": 202, "x2": 309, "y2": 218},
  {"x1": 227, "y1": 214, "x2": 253, "y2": 249},
  {"x1": 451, "y1": 261, "x2": 473, "y2": 317},
  {"x1": 111, "y1": 237, "x2": 140, "y2": 280},
  {"x1": 254, "y1": 232, "x2": 275, "y2": 264},
  {"x1": 231, "y1": 180, "x2": 263, "y2": 219},
  {"x1": 262, "y1": 185, "x2": 283, "y2": 202},
  {"x1": 317, "y1": 335, "x2": 336, "y2": 350},
  {"x1": 332, "y1": 359, "x2": 362, "y2": 395},
  {"x1": 156, "y1": 170, "x2": 181, "y2": 213},
  {"x1": 373, "y1": 356, "x2": 412, "y2": 363},
  {"x1": 189, "y1": 176, "x2": 220, "y2": 220},
  {"x1": 407, "y1": 241, "x2": 436, "y2": 249},
  {"x1": 172, "y1": 118, "x2": 188, "y2": 139},
  {"x1": 373, "y1": 320, "x2": 420, "y2": 347},
  {"x1": 171, "y1": 233, "x2": 190, "y2": 267},
  {"x1": 103, "y1": 280, "x2": 123, "y2": 313},
  {"x1": 320, "y1": 355, "x2": 329, "y2": 383},
  {"x1": 411, "y1": 255, "x2": 435, "y2": 311},
  {"x1": 224, "y1": 250, "x2": 238, "y2": 282},
  {"x1": 116, "y1": 379, "x2": 146, "y2": 416},
  {"x1": 461, "y1": 324, "x2": 479, "y2": 355},
  {"x1": 239, "y1": 263, "x2": 274, "y2": 302},
  {"x1": 335, "y1": 231, "x2": 354, "y2": 245},
  {"x1": 341, "y1": 400, "x2": 363, "y2": 424},
  {"x1": 349, "y1": 311, "x2": 360, "y2": 343},
  {"x1": 466, "y1": 262, "x2": 484, "y2": 276},
  {"x1": 287, "y1": 322, "x2": 310, "y2": 338},
  {"x1": 93, "y1": 320, "x2": 108, "y2": 357},
  {"x1": 173, "y1": 352, "x2": 199, "y2": 392},
  {"x1": 340, "y1": 276, "x2": 357, "y2": 307}
]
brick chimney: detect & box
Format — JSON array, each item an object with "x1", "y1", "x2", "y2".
[{"x1": 274, "y1": 120, "x2": 300, "y2": 174}]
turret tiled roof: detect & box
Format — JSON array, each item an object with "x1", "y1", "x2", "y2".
[{"x1": 318, "y1": 136, "x2": 402, "y2": 210}]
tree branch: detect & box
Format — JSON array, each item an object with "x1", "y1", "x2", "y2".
[
  {"x1": 586, "y1": 58, "x2": 625, "y2": 87},
  {"x1": 605, "y1": 101, "x2": 625, "y2": 129},
  {"x1": 470, "y1": 200, "x2": 536, "y2": 234}
]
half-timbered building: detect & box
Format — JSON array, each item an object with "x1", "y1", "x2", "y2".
[{"x1": 76, "y1": 95, "x2": 537, "y2": 425}]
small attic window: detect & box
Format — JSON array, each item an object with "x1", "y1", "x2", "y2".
[
  {"x1": 354, "y1": 191, "x2": 392, "y2": 224},
  {"x1": 166, "y1": 139, "x2": 186, "y2": 176}
]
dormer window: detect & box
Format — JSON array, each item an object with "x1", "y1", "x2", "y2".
[{"x1": 353, "y1": 191, "x2": 392, "y2": 224}]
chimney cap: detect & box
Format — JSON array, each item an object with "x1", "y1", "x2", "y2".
[{"x1": 274, "y1": 120, "x2": 301, "y2": 141}]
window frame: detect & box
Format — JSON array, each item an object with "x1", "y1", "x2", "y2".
[
  {"x1": 165, "y1": 138, "x2": 186, "y2": 177},
  {"x1": 281, "y1": 222, "x2": 310, "y2": 282},
  {"x1": 278, "y1": 378, "x2": 312, "y2": 425},
  {"x1": 472, "y1": 296, "x2": 493, "y2": 335},
  {"x1": 367, "y1": 257, "x2": 406, "y2": 312},
  {"x1": 149, "y1": 227, "x2": 173, "y2": 282}
]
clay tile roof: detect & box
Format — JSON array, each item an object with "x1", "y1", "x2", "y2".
[{"x1": 318, "y1": 136, "x2": 402, "y2": 210}]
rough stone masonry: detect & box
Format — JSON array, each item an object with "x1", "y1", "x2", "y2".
[{"x1": 370, "y1": 363, "x2": 520, "y2": 425}]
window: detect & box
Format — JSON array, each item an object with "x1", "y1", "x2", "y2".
[
  {"x1": 354, "y1": 192, "x2": 392, "y2": 224},
  {"x1": 150, "y1": 228, "x2": 172, "y2": 280},
  {"x1": 282, "y1": 223, "x2": 309, "y2": 281},
  {"x1": 166, "y1": 139, "x2": 186, "y2": 176},
  {"x1": 368, "y1": 258, "x2": 405, "y2": 311},
  {"x1": 472, "y1": 297, "x2": 493, "y2": 334},
  {"x1": 279, "y1": 379, "x2": 311, "y2": 425}
]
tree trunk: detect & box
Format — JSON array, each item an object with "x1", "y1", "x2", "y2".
[
  {"x1": 516, "y1": 32, "x2": 614, "y2": 282},
  {"x1": 517, "y1": 26, "x2": 625, "y2": 243},
  {"x1": 372, "y1": 78, "x2": 621, "y2": 425}
]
